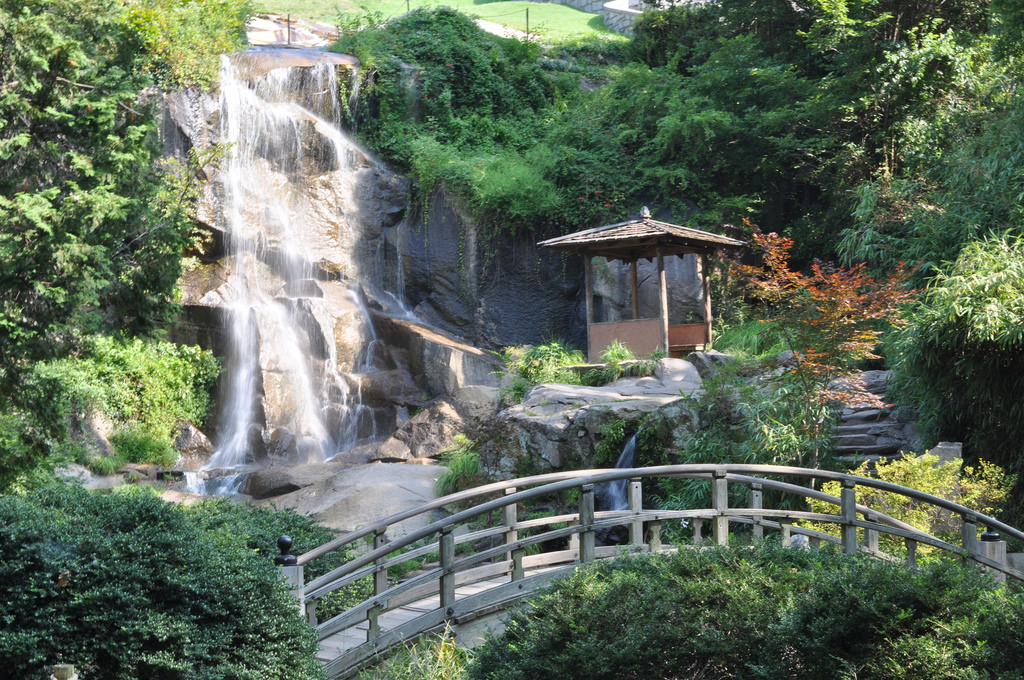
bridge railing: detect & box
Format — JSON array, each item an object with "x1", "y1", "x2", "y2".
[{"x1": 291, "y1": 464, "x2": 1024, "y2": 678}]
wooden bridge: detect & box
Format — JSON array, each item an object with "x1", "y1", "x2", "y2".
[{"x1": 278, "y1": 464, "x2": 1024, "y2": 679}]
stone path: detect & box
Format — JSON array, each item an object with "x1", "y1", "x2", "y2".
[
  {"x1": 246, "y1": 14, "x2": 531, "y2": 50},
  {"x1": 247, "y1": 14, "x2": 337, "y2": 48}
]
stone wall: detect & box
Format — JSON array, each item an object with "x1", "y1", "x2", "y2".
[{"x1": 536, "y1": 0, "x2": 644, "y2": 36}]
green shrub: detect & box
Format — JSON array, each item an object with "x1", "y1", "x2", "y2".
[
  {"x1": 332, "y1": 7, "x2": 630, "y2": 236},
  {"x1": 0, "y1": 485, "x2": 324, "y2": 680},
  {"x1": 8, "y1": 335, "x2": 222, "y2": 479},
  {"x1": 807, "y1": 454, "x2": 1015, "y2": 556},
  {"x1": 497, "y1": 340, "x2": 585, "y2": 404},
  {"x1": 581, "y1": 341, "x2": 658, "y2": 386},
  {"x1": 108, "y1": 425, "x2": 178, "y2": 467},
  {"x1": 713, "y1": 318, "x2": 787, "y2": 360},
  {"x1": 123, "y1": 0, "x2": 254, "y2": 88},
  {"x1": 649, "y1": 360, "x2": 838, "y2": 519},
  {"x1": 593, "y1": 418, "x2": 626, "y2": 468},
  {"x1": 469, "y1": 542, "x2": 1024, "y2": 680},
  {"x1": 436, "y1": 435, "x2": 484, "y2": 496},
  {"x1": 182, "y1": 497, "x2": 372, "y2": 622},
  {"x1": 356, "y1": 627, "x2": 472, "y2": 680}
]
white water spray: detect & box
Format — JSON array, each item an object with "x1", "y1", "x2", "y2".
[{"x1": 196, "y1": 51, "x2": 383, "y2": 493}]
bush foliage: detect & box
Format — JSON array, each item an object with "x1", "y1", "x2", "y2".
[
  {"x1": 892, "y1": 236, "x2": 1024, "y2": 476},
  {"x1": 124, "y1": 0, "x2": 253, "y2": 88},
  {"x1": 0, "y1": 485, "x2": 325, "y2": 680},
  {"x1": 497, "y1": 340, "x2": 585, "y2": 404},
  {"x1": 805, "y1": 454, "x2": 1014, "y2": 556},
  {"x1": 333, "y1": 8, "x2": 633, "y2": 235},
  {"x1": 470, "y1": 543, "x2": 1024, "y2": 680}
]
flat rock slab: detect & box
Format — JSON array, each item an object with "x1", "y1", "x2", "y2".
[
  {"x1": 230, "y1": 46, "x2": 358, "y2": 80},
  {"x1": 258, "y1": 462, "x2": 444, "y2": 537},
  {"x1": 519, "y1": 358, "x2": 702, "y2": 411}
]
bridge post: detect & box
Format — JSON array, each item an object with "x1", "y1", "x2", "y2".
[
  {"x1": 692, "y1": 518, "x2": 703, "y2": 544},
  {"x1": 979, "y1": 531, "x2": 1007, "y2": 583},
  {"x1": 749, "y1": 483, "x2": 763, "y2": 540},
  {"x1": 503, "y1": 487, "x2": 518, "y2": 568},
  {"x1": 712, "y1": 470, "x2": 729, "y2": 546},
  {"x1": 367, "y1": 528, "x2": 389, "y2": 640},
  {"x1": 841, "y1": 480, "x2": 858, "y2": 556},
  {"x1": 961, "y1": 513, "x2": 978, "y2": 562},
  {"x1": 373, "y1": 528, "x2": 389, "y2": 596},
  {"x1": 274, "y1": 535, "x2": 305, "y2": 616},
  {"x1": 629, "y1": 478, "x2": 643, "y2": 547},
  {"x1": 905, "y1": 538, "x2": 918, "y2": 569},
  {"x1": 865, "y1": 513, "x2": 879, "y2": 554},
  {"x1": 648, "y1": 520, "x2": 662, "y2": 552},
  {"x1": 440, "y1": 525, "x2": 456, "y2": 611},
  {"x1": 512, "y1": 548, "x2": 525, "y2": 581},
  {"x1": 580, "y1": 484, "x2": 595, "y2": 563}
]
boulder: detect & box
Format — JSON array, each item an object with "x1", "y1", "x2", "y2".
[
  {"x1": 686, "y1": 350, "x2": 737, "y2": 378},
  {"x1": 260, "y1": 462, "x2": 443, "y2": 536},
  {"x1": 374, "y1": 316, "x2": 503, "y2": 396},
  {"x1": 244, "y1": 462, "x2": 348, "y2": 500},
  {"x1": 393, "y1": 400, "x2": 464, "y2": 459},
  {"x1": 69, "y1": 412, "x2": 117, "y2": 461},
  {"x1": 367, "y1": 398, "x2": 466, "y2": 462},
  {"x1": 55, "y1": 463, "x2": 122, "y2": 491},
  {"x1": 480, "y1": 363, "x2": 704, "y2": 477},
  {"x1": 173, "y1": 422, "x2": 214, "y2": 471},
  {"x1": 367, "y1": 437, "x2": 414, "y2": 463},
  {"x1": 450, "y1": 384, "x2": 501, "y2": 422}
]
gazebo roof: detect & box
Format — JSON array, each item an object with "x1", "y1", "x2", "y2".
[{"x1": 538, "y1": 213, "x2": 745, "y2": 261}]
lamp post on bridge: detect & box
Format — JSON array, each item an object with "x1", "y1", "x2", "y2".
[{"x1": 276, "y1": 535, "x2": 305, "y2": 615}]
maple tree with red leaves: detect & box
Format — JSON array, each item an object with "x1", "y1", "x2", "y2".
[{"x1": 734, "y1": 231, "x2": 916, "y2": 468}]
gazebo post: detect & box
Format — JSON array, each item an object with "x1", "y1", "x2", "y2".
[
  {"x1": 701, "y1": 253, "x2": 712, "y2": 349},
  {"x1": 584, "y1": 254, "x2": 594, "y2": 358},
  {"x1": 656, "y1": 245, "x2": 669, "y2": 354},
  {"x1": 630, "y1": 259, "x2": 639, "y2": 320}
]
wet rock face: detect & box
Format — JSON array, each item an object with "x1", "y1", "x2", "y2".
[{"x1": 367, "y1": 189, "x2": 588, "y2": 351}]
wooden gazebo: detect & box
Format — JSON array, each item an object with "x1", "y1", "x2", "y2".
[{"x1": 539, "y1": 208, "x2": 745, "y2": 361}]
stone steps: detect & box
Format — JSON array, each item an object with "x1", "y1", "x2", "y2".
[{"x1": 832, "y1": 370, "x2": 919, "y2": 465}]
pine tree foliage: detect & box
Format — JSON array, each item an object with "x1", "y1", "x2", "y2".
[{"x1": 1, "y1": 0, "x2": 190, "y2": 370}]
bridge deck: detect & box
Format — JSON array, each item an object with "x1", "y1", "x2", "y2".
[
  {"x1": 316, "y1": 560, "x2": 578, "y2": 667},
  {"x1": 316, "y1": 574, "x2": 511, "y2": 661}
]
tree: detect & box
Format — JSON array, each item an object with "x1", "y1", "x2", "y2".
[
  {"x1": 1, "y1": 0, "x2": 190, "y2": 371},
  {"x1": 629, "y1": 0, "x2": 994, "y2": 259},
  {"x1": 0, "y1": 0, "x2": 240, "y2": 484},
  {"x1": 735, "y1": 231, "x2": 915, "y2": 467},
  {"x1": 891, "y1": 235, "x2": 1024, "y2": 485}
]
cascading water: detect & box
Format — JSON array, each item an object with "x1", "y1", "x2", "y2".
[
  {"x1": 191, "y1": 50, "x2": 386, "y2": 495},
  {"x1": 596, "y1": 433, "x2": 638, "y2": 512}
]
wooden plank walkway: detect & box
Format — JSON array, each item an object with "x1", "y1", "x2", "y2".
[{"x1": 316, "y1": 566, "x2": 562, "y2": 664}]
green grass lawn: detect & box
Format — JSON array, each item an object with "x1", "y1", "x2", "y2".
[{"x1": 255, "y1": 0, "x2": 627, "y2": 43}]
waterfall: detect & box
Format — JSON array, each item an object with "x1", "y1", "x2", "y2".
[
  {"x1": 195, "y1": 51, "x2": 382, "y2": 494},
  {"x1": 596, "y1": 433, "x2": 638, "y2": 512}
]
